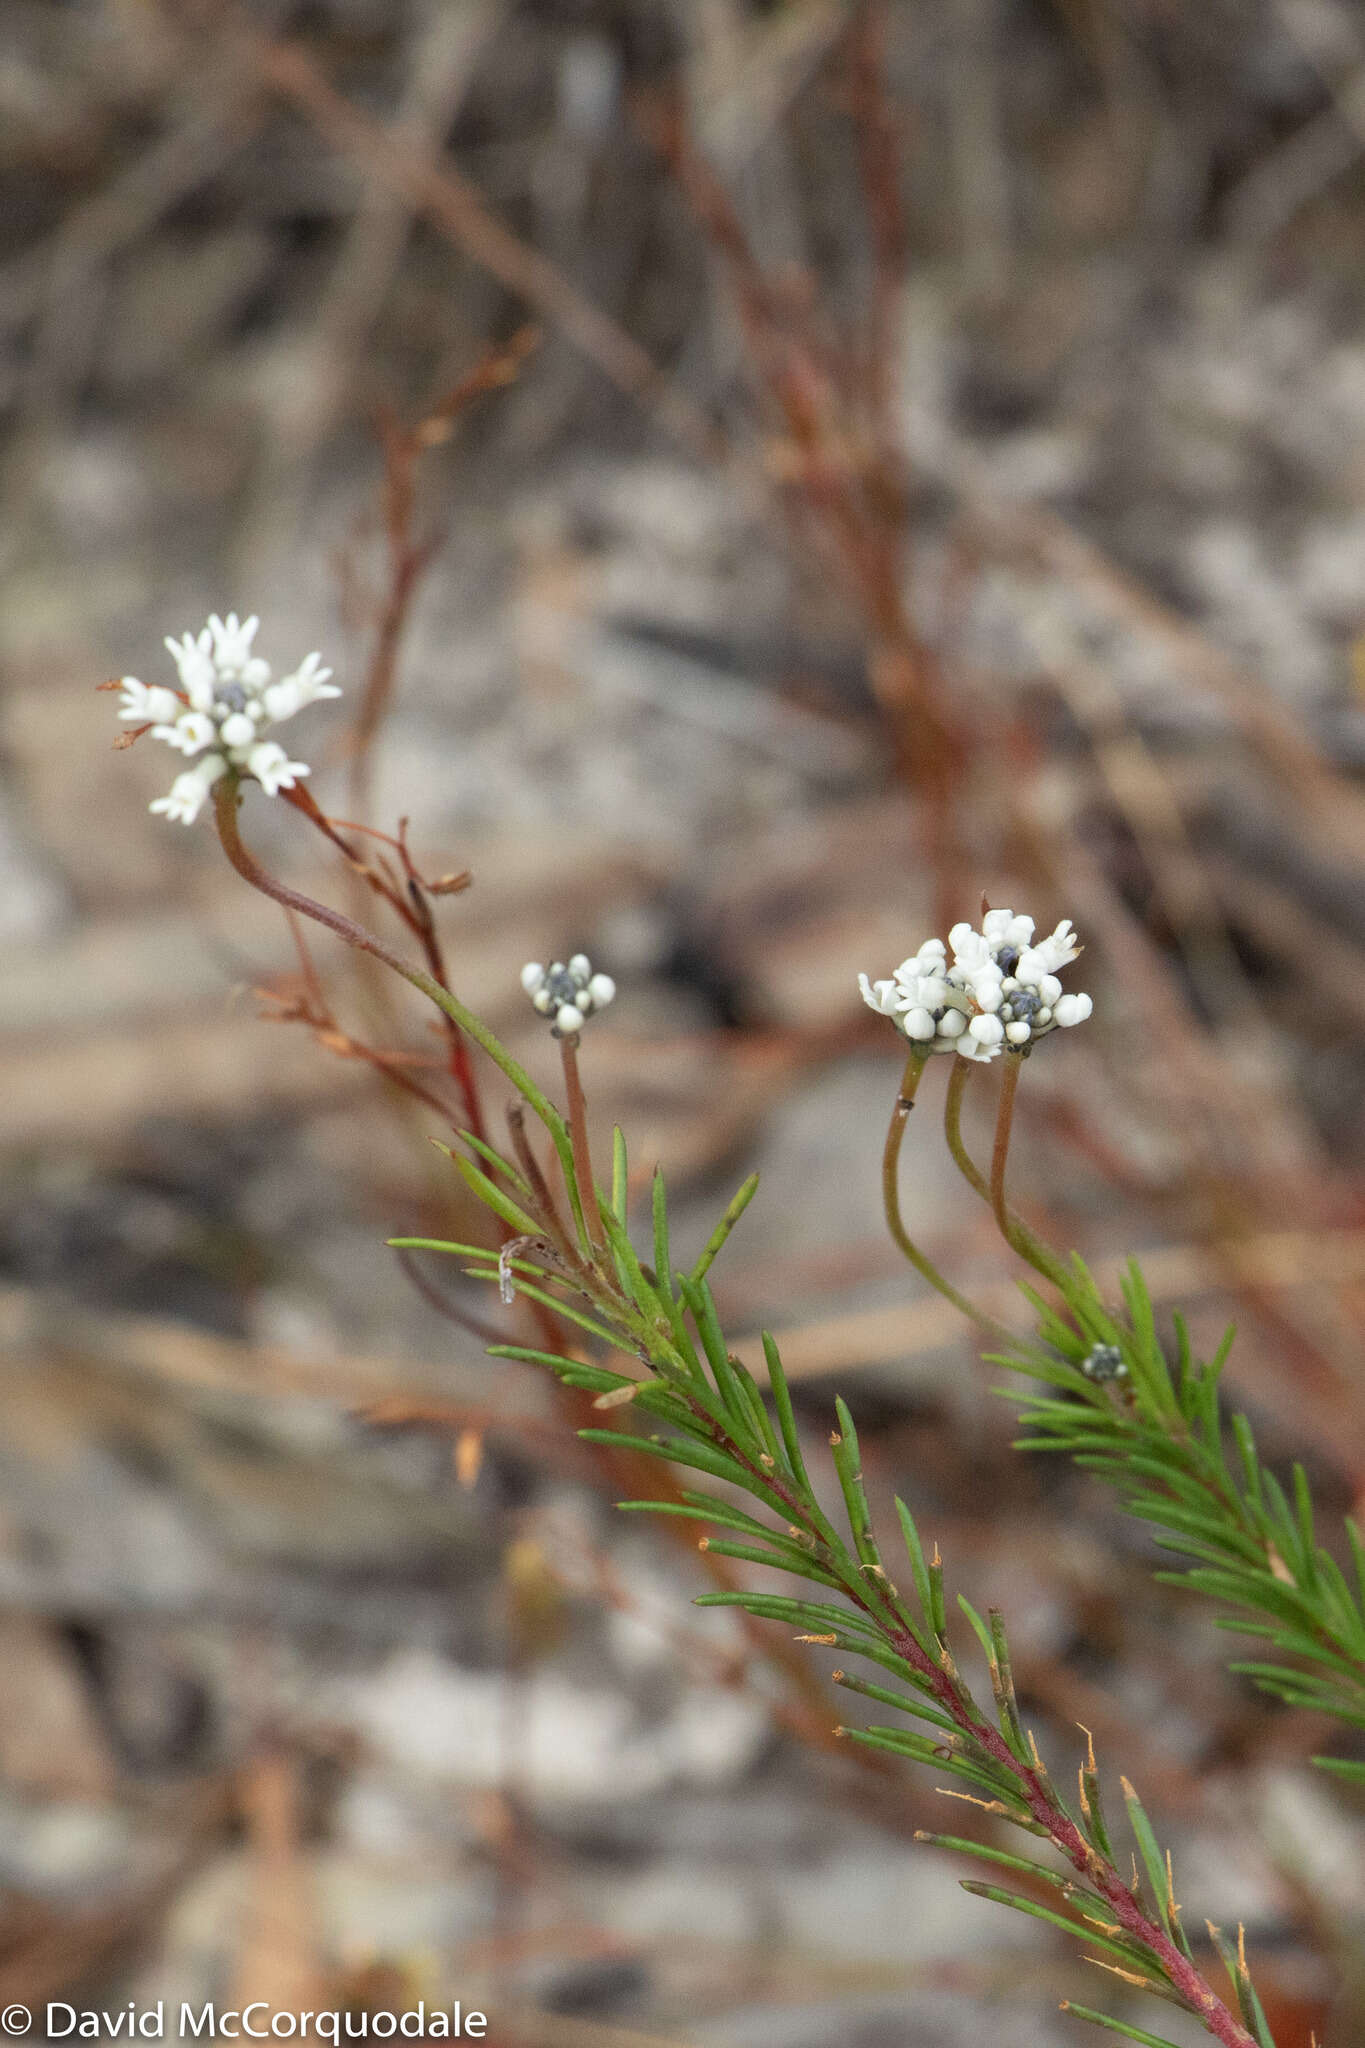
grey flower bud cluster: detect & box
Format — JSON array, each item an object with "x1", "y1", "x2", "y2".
[
  {"x1": 1081, "y1": 1343, "x2": 1128, "y2": 1383},
  {"x1": 521, "y1": 955, "x2": 616, "y2": 1037}
]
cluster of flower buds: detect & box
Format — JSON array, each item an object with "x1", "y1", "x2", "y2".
[
  {"x1": 521, "y1": 956, "x2": 616, "y2": 1037},
  {"x1": 1081, "y1": 1342, "x2": 1129, "y2": 1384},
  {"x1": 115, "y1": 613, "x2": 340, "y2": 824},
  {"x1": 859, "y1": 909, "x2": 1092, "y2": 1062}
]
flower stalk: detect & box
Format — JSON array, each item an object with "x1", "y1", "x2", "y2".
[{"x1": 880, "y1": 1050, "x2": 1013, "y2": 1337}]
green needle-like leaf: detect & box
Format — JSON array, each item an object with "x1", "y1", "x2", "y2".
[{"x1": 1058, "y1": 2005, "x2": 1185, "y2": 2047}]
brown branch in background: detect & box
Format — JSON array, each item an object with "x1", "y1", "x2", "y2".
[
  {"x1": 300, "y1": 325, "x2": 538, "y2": 1142},
  {"x1": 278, "y1": 787, "x2": 490, "y2": 1142},
  {"x1": 846, "y1": 0, "x2": 907, "y2": 444},
  {"x1": 238, "y1": 25, "x2": 720, "y2": 464},
  {"x1": 257, "y1": 914, "x2": 459, "y2": 1127},
  {"x1": 345, "y1": 325, "x2": 540, "y2": 823},
  {"x1": 638, "y1": 86, "x2": 969, "y2": 935}
]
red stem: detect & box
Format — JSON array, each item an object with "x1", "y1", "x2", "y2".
[
  {"x1": 559, "y1": 1034, "x2": 603, "y2": 1254},
  {"x1": 990, "y1": 1055, "x2": 1021, "y2": 1242}
]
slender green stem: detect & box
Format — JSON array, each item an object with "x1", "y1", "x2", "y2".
[
  {"x1": 944, "y1": 1054, "x2": 1071, "y2": 1292},
  {"x1": 560, "y1": 1034, "x2": 602, "y2": 1255},
  {"x1": 881, "y1": 1050, "x2": 1014, "y2": 1339},
  {"x1": 942, "y1": 1058, "x2": 986, "y2": 1197}
]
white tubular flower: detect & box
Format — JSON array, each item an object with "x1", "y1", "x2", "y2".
[
  {"x1": 163, "y1": 627, "x2": 218, "y2": 711},
  {"x1": 246, "y1": 741, "x2": 309, "y2": 795},
  {"x1": 263, "y1": 651, "x2": 340, "y2": 723},
  {"x1": 206, "y1": 612, "x2": 270, "y2": 685},
  {"x1": 117, "y1": 614, "x2": 340, "y2": 822},
  {"x1": 154, "y1": 709, "x2": 216, "y2": 756},
  {"x1": 149, "y1": 754, "x2": 228, "y2": 825},
  {"x1": 119, "y1": 677, "x2": 182, "y2": 725},
  {"x1": 859, "y1": 905, "x2": 1091, "y2": 1060},
  {"x1": 1021, "y1": 920, "x2": 1080, "y2": 975},
  {"x1": 522, "y1": 955, "x2": 616, "y2": 1037},
  {"x1": 858, "y1": 973, "x2": 903, "y2": 1018}
]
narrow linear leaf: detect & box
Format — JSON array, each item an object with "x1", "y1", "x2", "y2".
[
  {"x1": 611, "y1": 1125, "x2": 629, "y2": 1227},
  {"x1": 915, "y1": 1832, "x2": 1108, "y2": 1906},
  {"x1": 831, "y1": 1398, "x2": 879, "y2": 1568},
  {"x1": 958, "y1": 1883, "x2": 1157, "y2": 1970},
  {"x1": 1058, "y1": 2005, "x2": 1184, "y2": 2047},
  {"x1": 456, "y1": 1130, "x2": 534, "y2": 1200},
  {"x1": 894, "y1": 1497, "x2": 935, "y2": 1635},
  {"x1": 1120, "y1": 1780, "x2": 1170, "y2": 1932},
  {"x1": 690, "y1": 1172, "x2": 759, "y2": 1284},
  {"x1": 453, "y1": 1155, "x2": 541, "y2": 1236},
  {"x1": 764, "y1": 1333, "x2": 814, "y2": 1494},
  {"x1": 651, "y1": 1169, "x2": 674, "y2": 1306},
  {"x1": 579, "y1": 1428, "x2": 753, "y2": 1490}
]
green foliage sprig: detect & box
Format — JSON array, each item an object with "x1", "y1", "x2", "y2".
[
  {"x1": 1005, "y1": 1261, "x2": 1365, "y2": 1781},
  {"x1": 396, "y1": 1118, "x2": 1269, "y2": 2048},
  {"x1": 874, "y1": 1010, "x2": 1365, "y2": 1784}
]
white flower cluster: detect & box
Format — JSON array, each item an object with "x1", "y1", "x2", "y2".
[
  {"x1": 117, "y1": 613, "x2": 340, "y2": 824},
  {"x1": 521, "y1": 955, "x2": 616, "y2": 1037},
  {"x1": 859, "y1": 909, "x2": 1092, "y2": 1061}
]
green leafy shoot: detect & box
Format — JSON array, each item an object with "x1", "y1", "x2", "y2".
[{"x1": 1001, "y1": 1259, "x2": 1365, "y2": 1768}]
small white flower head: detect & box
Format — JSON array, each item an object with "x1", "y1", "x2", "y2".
[
  {"x1": 521, "y1": 955, "x2": 616, "y2": 1037},
  {"x1": 858, "y1": 905, "x2": 1091, "y2": 1061},
  {"x1": 114, "y1": 613, "x2": 340, "y2": 823}
]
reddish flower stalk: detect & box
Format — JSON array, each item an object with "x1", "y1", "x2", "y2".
[
  {"x1": 559, "y1": 1034, "x2": 603, "y2": 1257},
  {"x1": 990, "y1": 1055, "x2": 1023, "y2": 1243}
]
